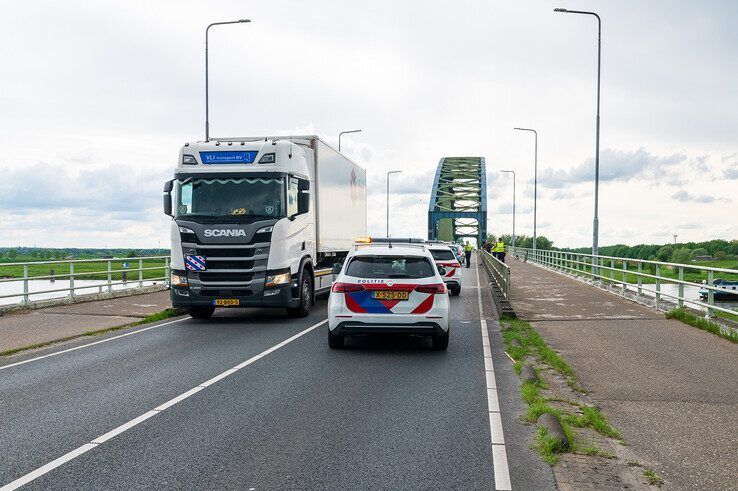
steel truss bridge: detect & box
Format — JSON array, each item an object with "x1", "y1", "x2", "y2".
[{"x1": 427, "y1": 156, "x2": 487, "y2": 246}]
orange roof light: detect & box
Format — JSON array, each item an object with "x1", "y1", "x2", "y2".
[{"x1": 354, "y1": 236, "x2": 372, "y2": 244}]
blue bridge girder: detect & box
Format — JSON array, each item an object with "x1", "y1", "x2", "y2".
[{"x1": 427, "y1": 156, "x2": 487, "y2": 246}]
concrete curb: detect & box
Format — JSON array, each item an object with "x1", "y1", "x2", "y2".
[
  {"x1": 520, "y1": 364, "x2": 539, "y2": 384},
  {"x1": 537, "y1": 413, "x2": 570, "y2": 450}
]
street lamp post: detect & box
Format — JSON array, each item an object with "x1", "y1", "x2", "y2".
[
  {"x1": 386, "y1": 170, "x2": 402, "y2": 237},
  {"x1": 338, "y1": 129, "x2": 362, "y2": 152},
  {"x1": 500, "y1": 170, "x2": 516, "y2": 249},
  {"x1": 513, "y1": 127, "x2": 538, "y2": 253},
  {"x1": 205, "y1": 19, "x2": 251, "y2": 141},
  {"x1": 554, "y1": 7, "x2": 601, "y2": 262}
]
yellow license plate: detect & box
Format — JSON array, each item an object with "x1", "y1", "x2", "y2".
[
  {"x1": 214, "y1": 299, "x2": 240, "y2": 306},
  {"x1": 372, "y1": 290, "x2": 409, "y2": 301}
]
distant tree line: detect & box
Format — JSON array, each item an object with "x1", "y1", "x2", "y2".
[
  {"x1": 0, "y1": 247, "x2": 170, "y2": 262},
  {"x1": 486, "y1": 234, "x2": 554, "y2": 250},
  {"x1": 562, "y1": 239, "x2": 738, "y2": 263},
  {"x1": 483, "y1": 235, "x2": 737, "y2": 264}
]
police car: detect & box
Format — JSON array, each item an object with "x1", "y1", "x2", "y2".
[
  {"x1": 327, "y1": 239, "x2": 450, "y2": 350},
  {"x1": 426, "y1": 243, "x2": 463, "y2": 296}
]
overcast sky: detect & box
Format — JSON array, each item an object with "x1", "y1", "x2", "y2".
[{"x1": 0, "y1": 0, "x2": 736, "y2": 249}]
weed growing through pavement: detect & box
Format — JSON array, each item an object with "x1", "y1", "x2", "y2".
[{"x1": 643, "y1": 468, "x2": 663, "y2": 486}]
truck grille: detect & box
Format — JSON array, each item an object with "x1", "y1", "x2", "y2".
[{"x1": 198, "y1": 272, "x2": 254, "y2": 283}]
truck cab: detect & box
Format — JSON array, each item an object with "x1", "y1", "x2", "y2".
[{"x1": 163, "y1": 136, "x2": 366, "y2": 319}]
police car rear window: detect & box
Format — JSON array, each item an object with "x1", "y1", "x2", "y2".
[
  {"x1": 346, "y1": 257, "x2": 435, "y2": 279},
  {"x1": 430, "y1": 249, "x2": 456, "y2": 260}
]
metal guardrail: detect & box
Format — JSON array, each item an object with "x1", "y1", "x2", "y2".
[
  {"x1": 0, "y1": 256, "x2": 170, "y2": 307},
  {"x1": 480, "y1": 249, "x2": 511, "y2": 302},
  {"x1": 510, "y1": 246, "x2": 737, "y2": 318}
]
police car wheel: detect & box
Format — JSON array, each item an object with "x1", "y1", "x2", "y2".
[
  {"x1": 188, "y1": 307, "x2": 214, "y2": 319},
  {"x1": 287, "y1": 272, "x2": 312, "y2": 318},
  {"x1": 432, "y1": 330, "x2": 450, "y2": 350},
  {"x1": 450, "y1": 285, "x2": 461, "y2": 296},
  {"x1": 328, "y1": 330, "x2": 345, "y2": 349}
]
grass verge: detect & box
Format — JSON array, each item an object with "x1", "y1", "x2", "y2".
[
  {"x1": 0, "y1": 308, "x2": 182, "y2": 358},
  {"x1": 666, "y1": 307, "x2": 738, "y2": 343},
  {"x1": 502, "y1": 317, "x2": 623, "y2": 465}
]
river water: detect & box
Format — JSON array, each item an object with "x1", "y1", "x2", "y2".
[{"x1": 0, "y1": 279, "x2": 164, "y2": 307}]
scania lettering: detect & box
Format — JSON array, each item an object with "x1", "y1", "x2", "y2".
[{"x1": 163, "y1": 135, "x2": 367, "y2": 319}]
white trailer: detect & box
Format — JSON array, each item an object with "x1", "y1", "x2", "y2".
[{"x1": 163, "y1": 135, "x2": 366, "y2": 318}]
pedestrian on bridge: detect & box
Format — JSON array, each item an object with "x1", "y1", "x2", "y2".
[
  {"x1": 492, "y1": 241, "x2": 506, "y2": 263},
  {"x1": 464, "y1": 242, "x2": 472, "y2": 268}
]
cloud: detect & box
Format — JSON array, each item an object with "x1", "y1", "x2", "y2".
[
  {"x1": 671, "y1": 190, "x2": 729, "y2": 203},
  {"x1": 537, "y1": 148, "x2": 687, "y2": 189},
  {"x1": 0, "y1": 163, "x2": 168, "y2": 213},
  {"x1": 721, "y1": 153, "x2": 738, "y2": 179}
]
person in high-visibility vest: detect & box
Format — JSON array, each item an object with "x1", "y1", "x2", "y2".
[
  {"x1": 494, "y1": 241, "x2": 506, "y2": 263},
  {"x1": 464, "y1": 243, "x2": 473, "y2": 268}
]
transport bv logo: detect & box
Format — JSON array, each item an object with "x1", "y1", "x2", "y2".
[{"x1": 203, "y1": 229, "x2": 247, "y2": 237}]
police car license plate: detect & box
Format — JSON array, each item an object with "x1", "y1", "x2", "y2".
[
  {"x1": 214, "y1": 299, "x2": 239, "y2": 306},
  {"x1": 372, "y1": 291, "x2": 409, "y2": 301}
]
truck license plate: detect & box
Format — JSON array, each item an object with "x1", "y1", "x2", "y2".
[
  {"x1": 214, "y1": 299, "x2": 239, "y2": 306},
  {"x1": 372, "y1": 291, "x2": 409, "y2": 301}
]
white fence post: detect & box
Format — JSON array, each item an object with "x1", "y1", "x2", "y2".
[
  {"x1": 678, "y1": 267, "x2": 684, "y2": 308},
  {"x1": 23, "y1": 265, "x2": 29, "y2": 305},
  {"x1": 139, "y1": 259, "x2": 143, "y2": 288},
  {"x1": 107, "y1": 260, "x2": 112, "y2": 292},
  {"x1": 707, "y1": 270, "x2": 714, "y2": 318},
  {"x1": 69, "y1": 262, "x2": 75, "y2": 300}
]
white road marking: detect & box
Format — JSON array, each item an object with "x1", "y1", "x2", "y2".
[
  {"x1": 475, "y1": 260, "x2": 512, "y2": 491},
  {"x1": 0, "y1": 317, "x2": 189, "y2": 372},
  {"x1": 0, "y1": 319, "x2": 328, "y2": 491}
]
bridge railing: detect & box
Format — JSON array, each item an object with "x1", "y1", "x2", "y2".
[
  {"x1": 509, "y1": 246, "x2": 738, "y2": 318},
  {"x1": 480, "y1": 249, "x2": 511, "y2": 302},
  {"x1": 0, "y1": 256, "x2": 170, "y2": 309}
]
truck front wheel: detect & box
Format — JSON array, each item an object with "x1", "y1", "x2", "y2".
[{"x1": 286, "y1": 272, "x2": 312, "y2": 318}]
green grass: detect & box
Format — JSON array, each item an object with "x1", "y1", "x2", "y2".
[
  {"x1": 0, "y1": 258, "x2": 168, "y2": 281},
  {"x1": 666, "y1": 307, "x2": 738, "y2": 343},
  {"x1": 562, "y1": 405, "x2": 621, "y2": 439},
  {"x1": 643, "y1": 468, "x2": 663, "y2": 486},
  {"x1": 533, "y1": 427, "x2": 565, "y2": 465}
]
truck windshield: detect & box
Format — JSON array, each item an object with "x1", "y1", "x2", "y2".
[{"x1": 175, "y1": 177, "x2": 285, "y2": 220}]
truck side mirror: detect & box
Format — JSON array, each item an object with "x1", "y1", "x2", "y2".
[
  {"x1": 297, "y1": 191, "x2": 310, "y2": 214},
  {"x1": 163, "y1": 180, "x2": 173, "y2": 216},
  {"x1": 298, "y1": 179, "x2": 310, "y2": 191}
]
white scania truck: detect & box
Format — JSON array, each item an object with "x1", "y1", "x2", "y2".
[{"x1": 163, "y1": 135, "x2": 367, "y2": 318}]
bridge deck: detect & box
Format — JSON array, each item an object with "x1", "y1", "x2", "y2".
[{"x1": 506, "y1": 256, "x2": 738, "y2": 490}]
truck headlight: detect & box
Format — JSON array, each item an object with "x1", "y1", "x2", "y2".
[
  {"x1": 170, "y1": 273, "x2": 188, "y2": 287},
  {"x1": 265, "y1": 271, "x2": 291, "y2": 287},
  {"x1": 256, "y1": 226, "x2": 273, "y2": 234}
]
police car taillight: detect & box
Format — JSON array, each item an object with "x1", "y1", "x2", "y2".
[
  {"x1": 415, "y1": 283, "x2": 447, "y2": 294},
  {"x1": 331, "y1": 282, "x2": 366, "y2": 293}
]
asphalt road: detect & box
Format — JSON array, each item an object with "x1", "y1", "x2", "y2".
[{"x1": 0, "y1": 256, "x2": 554, "y2": 490}]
